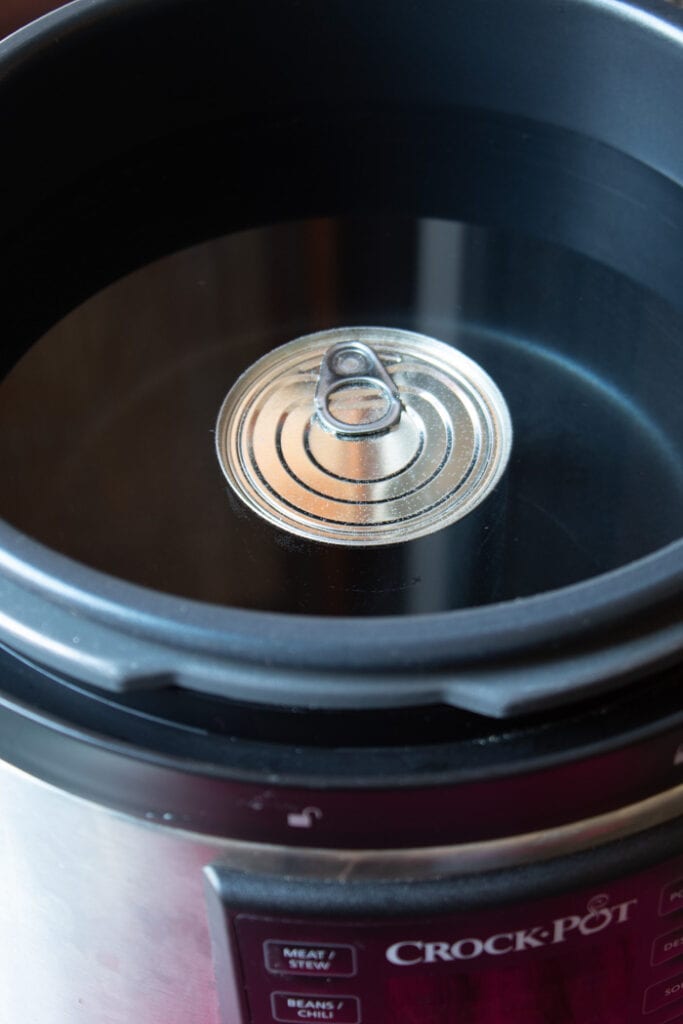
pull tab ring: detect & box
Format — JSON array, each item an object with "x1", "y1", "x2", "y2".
[{"x1": 314, "y1": 341, "x2": 402, "y2": 437}]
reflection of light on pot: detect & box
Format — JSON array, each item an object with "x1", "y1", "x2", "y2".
[{"x1": 215, "y1": 327, "x2": 512, "y2": 546}]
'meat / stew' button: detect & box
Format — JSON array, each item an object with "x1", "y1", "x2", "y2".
[{"x1": 265, "y1": 941, "x2": 357, "y2": 978}]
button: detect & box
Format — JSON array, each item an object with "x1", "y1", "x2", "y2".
[
  {"x1": 271, "y1": 992, "x2": 361, "y2": 1023},
  {"x1": 643, "y1": 973, "x2": 683, "y2": 1015},
  {"x1": 653, "y1": 927, "x2": 683, "y2": 966},
  {"x1": 264, "y1": 941, "x2": 357, "y2": 978},
  {"x1": 660, "y1": 880, "x2": 683, "y2": 917}
]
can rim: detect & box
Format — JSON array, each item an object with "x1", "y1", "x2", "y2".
[{"x1": 214, "y1": 327, "x2": 513, "y2": 547}]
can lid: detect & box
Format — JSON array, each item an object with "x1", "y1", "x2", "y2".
[{"x1": 215, "y1": 327, "x2": 512, "y2": 546}]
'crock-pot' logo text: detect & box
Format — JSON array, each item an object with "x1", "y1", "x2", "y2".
[{"x1": 385, "y1": 894, "x2": 637, "y2": 966}]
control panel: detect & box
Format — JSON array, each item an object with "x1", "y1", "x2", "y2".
[{"x1": 205, "y1": 853, "x2": 683, "y2": 1024}]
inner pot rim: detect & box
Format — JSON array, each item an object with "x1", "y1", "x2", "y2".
[{"x1": 0, "y1": 521, "x2": 680, "y2": 718}]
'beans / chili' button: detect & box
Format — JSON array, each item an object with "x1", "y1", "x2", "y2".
[
  {"x1": 264, "y1": 942, "x2": 357, "y2": 978},
  {"x1": 271, "y1": 992, "x2": 361, "y2": 1024}
]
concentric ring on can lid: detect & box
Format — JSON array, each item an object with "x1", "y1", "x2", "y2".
[{"x1": 215, "y1": 327, "x2": 512, "y2": 546}]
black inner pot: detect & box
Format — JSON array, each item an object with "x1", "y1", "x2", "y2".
[
  {"x1": 0, "y1": 0, "x2": 681, "y2": 720},
  {"x1": 0, "y1": 6, "x2": 682, "y2": 616}
]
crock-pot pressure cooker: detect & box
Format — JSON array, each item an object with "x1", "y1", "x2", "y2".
[{"x1": 0, "y1": 0, "x2": 682, "y2": 1021}]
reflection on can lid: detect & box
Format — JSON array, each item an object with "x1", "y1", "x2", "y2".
[{"x1": 215, "y1": 327, "x2": 512, "y2": 546}]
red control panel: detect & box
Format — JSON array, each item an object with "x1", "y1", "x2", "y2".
[{"x1": 212, "y1": 851, "x2": 683, "y2": 1024}]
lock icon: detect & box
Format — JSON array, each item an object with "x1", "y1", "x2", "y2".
[{"x1": 286, "y1": 806, "x2": 323, "y2": 829}]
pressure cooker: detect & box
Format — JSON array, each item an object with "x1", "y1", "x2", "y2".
[{"x1": 0, "y1": 0, "x2": 682, "y2": 1021}]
